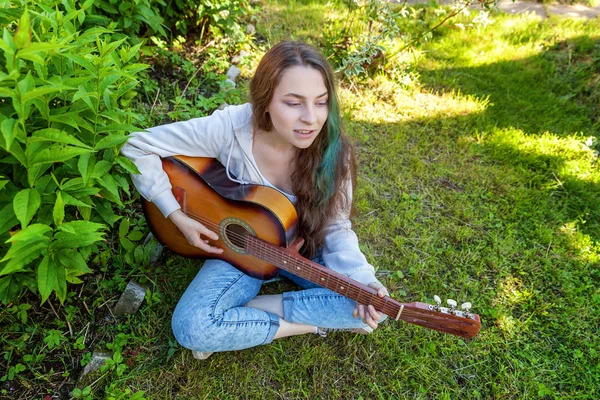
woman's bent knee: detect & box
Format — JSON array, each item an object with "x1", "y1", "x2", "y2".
[{"x1": 171, "y1": 306, "x2": 224, "y2": 352}]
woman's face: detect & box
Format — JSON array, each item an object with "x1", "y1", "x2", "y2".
[{"x1": 266, "y1": 65, "x2": 329, "y2": 150}]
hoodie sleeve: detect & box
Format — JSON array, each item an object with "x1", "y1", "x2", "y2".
[
  {"x1": 120, "y1": 108, "x2": 234, "y2": 217},
  {"x1": 321, "y1": 178, "x2": 382, "y2": 287}
]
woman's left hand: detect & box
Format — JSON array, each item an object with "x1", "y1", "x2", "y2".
[{"x1": 352, "y1": 282, "x2": 388, "y2": 330}]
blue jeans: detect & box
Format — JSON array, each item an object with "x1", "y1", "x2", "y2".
[{"x1": 171, "y1": 258, "x2": 375, "y2": 352}]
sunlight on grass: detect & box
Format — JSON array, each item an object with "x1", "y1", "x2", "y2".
[
  {"x1": 559, "y1": 222, "x2": 600, "y2": 264},
  {"x1": 495, "y1": 276, "x2": 534, "y2": 306},
  {"x1": 496, "y1": 314, "x2": 518, "y2": 335},
  {"x1": 480, "y1": 129, "x2": 599, "y2": 184},
  {"x1": 340, "y1": 82, "x2": 489, "y2": 123},
  {"x1": 427, "y1": 12, "x2": 600, "y2": 68},
  {"x1": 259, "y1": 0, "x2": 335, "y2": 44}
]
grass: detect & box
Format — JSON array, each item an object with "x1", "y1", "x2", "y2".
[{"x1": 2, "y1": 1, "x2": 599, "y2": 399}]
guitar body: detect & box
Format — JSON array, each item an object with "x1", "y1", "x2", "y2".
[{"x1": 142, "y1": 156, "x2": 298, "y2": 280}]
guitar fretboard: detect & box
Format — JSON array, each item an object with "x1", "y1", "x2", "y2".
[{"x1": 244, "y1": 236, "x2": 403, "y2": 319}]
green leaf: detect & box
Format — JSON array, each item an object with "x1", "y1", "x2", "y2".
[
  {"x1": 96, "y1": 174, "x2": 121, "y2": 205},
  {"x1": 57, "y1": 249, "x2": 92, "y2": 275},
  {"x1": 67, "y1": 187, "x2": 101, "y2": 198},
  {"x1": 61, "y1": 177, "x2": 85, "y2": 192},
  {"x1": 14, "y1": 7, "x2": 31, "y2": 49},
  {"x1": 118, "y1": 218, "x2": 130, "y2": 238},
  {"x1": 91, "y1": 160, "x2": 112, "y2": 179},
  {"x1": 78, "y1": 204, "x2": 91, "y2": 221},
  {"x1": 0, "y1": 240, "x2": 47, "y2": 276},
  {"x1": 5, "y1": 223, "x2": 51, "y2": 244},
  {"x1": 1, "y1": 118, "x2": 17, "y2": 150},
  {"x1": 63, "y1": 54, "x2": 96, "y2": 77},
  {"x1": 18, "y1": 52, "x2": 44, "y2": 64},
  {"x1": 0, "y1": 275, "x2": 21, "y2": 305},
  {"x1": 21, "y1": 86, "x2": 70, "y2": 103},
  {"x1": 0, "y1": 87, "x2": 14, "y2": 98},
  {"x1": 127, "y1": 231, "x2": 144, "y2": 241},
  {"x1": 119, "y1": 237, "x2": 135, "y2": 251},
  {"x1": 115, "y1": 156, "x2": 140, "y2": 174},
  {"x1": 6, "y1": 142, "x2": 27, "y2": 167},
  {"x1": 53, "y1": 192, "x2": 64, "y2": 226},
  {"x1": 54, "y1": 263, "x2": 66, "y2": 303},
  {"x1": 113, "y1": 174, "x2": 130, "y2": 196},
  {"x1": 51, "y1": 221, "x2": 105, "y2": 249},
  {"x1": 77, "y1": 153, "x2": 95, "y2": 186},
  {"x1": 17, "y1": 72, "x2": 34, "y2": 95},
  {"x1": 27, "y1": 162, "x2": 51, "y2": 188},
  {"x1": 95, "y1": 199, "x2": 118, "y2": 227},
  {"x1": 99, "y1": 73, "x2": 120, "y2": 95},
  {"x1": 13, "y1": 188, "x2": 41, "y2": 228},
  {"x1": 0, "y1": 202, "x2": 18, "y2": 234},
  {"x1": 30, "y1": 144, "x2": 93, "y2": 166},
  {"x1": 29, "y1": 128, "x2": 92, "y2": 149},
  {"x1": 61, "y1": 192, "x2": 92, "y2": 208},
  {"x1": 17, "y1": 42, "x2": 65, "y2": 56},
  {"x1": 101, "y1": 123, "x2": 140, "y2": 133},
  {"x1": 37, "y1": 255, "x2": 56, "y2": 303},
  {"x1": 94, "y1": 133, "x2": 128, "y2": 150}
]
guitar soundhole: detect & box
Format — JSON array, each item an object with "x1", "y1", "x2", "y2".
[{"x1": 220, "y1": 218, "x2": 256, "y2": 254}]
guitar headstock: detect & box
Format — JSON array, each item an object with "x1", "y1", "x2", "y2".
[{"x1": 401, "y1": 295, "x2": 481, "y2": 338}]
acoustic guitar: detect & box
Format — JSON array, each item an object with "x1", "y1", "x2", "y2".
[{"x1": 142, "y1": 156, "x2": 481, "y2": 339}]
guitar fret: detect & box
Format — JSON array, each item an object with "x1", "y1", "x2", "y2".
[
  {"x1": 257, "y1": 242, "x2": 388, "y2": 315},
  {"x1": 318, "y1": 269, "x2": 326, "y2": 287},
  {"x1": 295, "y1": 259, "x2": 305, "y2": 278},
  {"x1": 347, "y1": 285, "x2": 357, "y2": 303},
  {"x1": 383, "y1": 297, "x2": 391, "y2": 317},
  {"x1": 307, "y1": 263, "x2": 315, "y2": 283}
]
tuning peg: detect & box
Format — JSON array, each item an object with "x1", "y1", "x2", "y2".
[
  {"x1": 447, "y1": 299, "x2": 457, "y2": 314},
  {"x1": 461, "y1": 302, "x2": 472, "y2": 318},
  {"x1": 432, "y1": 295, "x2": 442, "y2": 311}
]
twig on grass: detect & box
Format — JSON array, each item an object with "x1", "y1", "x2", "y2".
[
  {"x1": 149, "y1": 87, "x2": 161, "y2": 116},
  {"x1": 66, "y1": 318, "x2": 73, "y2": 337},
  {"x1": 452, "y1": 360, "x2": 487, "y2": 372},
  {"x1": 47, "y1": 300, "x2": 61, "y2": 321}
]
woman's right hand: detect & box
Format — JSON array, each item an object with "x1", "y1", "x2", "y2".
[{"x1": 168, "y1": 210, "x2": 224, "y2": 254}]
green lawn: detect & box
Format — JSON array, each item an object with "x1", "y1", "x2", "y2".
[
  {"x1": 4, "y1": 1, "x2": 599, "y2": 399},
  {"x1": 117, "y1": 4, "x2": 599, "y2": 399}
]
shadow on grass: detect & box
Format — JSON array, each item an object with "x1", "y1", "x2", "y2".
[
  {"x1": 417, "y1": 35, "x2": 600, "y2": 137},
  {"x1": 402, "y1": 35, "x2": 600, "y2": 242}
]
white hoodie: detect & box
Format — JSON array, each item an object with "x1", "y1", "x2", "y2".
[{"x1": 121, "y1": 103, "x2": 380, "y2": 286}]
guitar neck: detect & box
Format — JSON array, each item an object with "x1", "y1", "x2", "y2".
[{"x1": 244, "y1": 236, "x2": 404, "y2": 319}]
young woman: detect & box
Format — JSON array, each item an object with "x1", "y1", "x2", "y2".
[{"x1": 121, "y1": 41, "x2": 388, "y2": 359}]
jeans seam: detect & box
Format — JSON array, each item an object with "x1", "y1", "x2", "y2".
[
  {"x1": 209, "y1": 271, "x2": 246, "y2": 323},
  {"x1": 291, "y1": 295, "x2": 350, "y2": 300}
]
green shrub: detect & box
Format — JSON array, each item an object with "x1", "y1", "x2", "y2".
[
  {"x1": 87, "y1": 0, "x2": 168, "y2": 40},
  {"x1": 0, "y1": 1, "x2": 148, "y2": 304},
  {"x1": 86, "y1": 0, "x2": 253, "y2": 43},
  {"x1": 162, "y1": 0, "x2": 253, "y2": 41}
]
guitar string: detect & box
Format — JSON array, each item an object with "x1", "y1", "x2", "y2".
[
  {"x1": 180, "y1": 209, "x2": 476, "y2": 325},
  {"x1": 175, "y1": 210, "x2": 473, "y2": 323},
  {"x1": 177, "y1": 209, "x2": 394, "y2": 307},
  {"x1": 177, "y1": 210, "x2": 391, "y2": 309},
  {"x1": 163, "y1": 208, "x2": 472, "y2": 323}
]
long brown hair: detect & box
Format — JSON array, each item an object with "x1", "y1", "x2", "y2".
[{"x1": 249, "y1": 41, "x2": 356, "y2": 258}]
